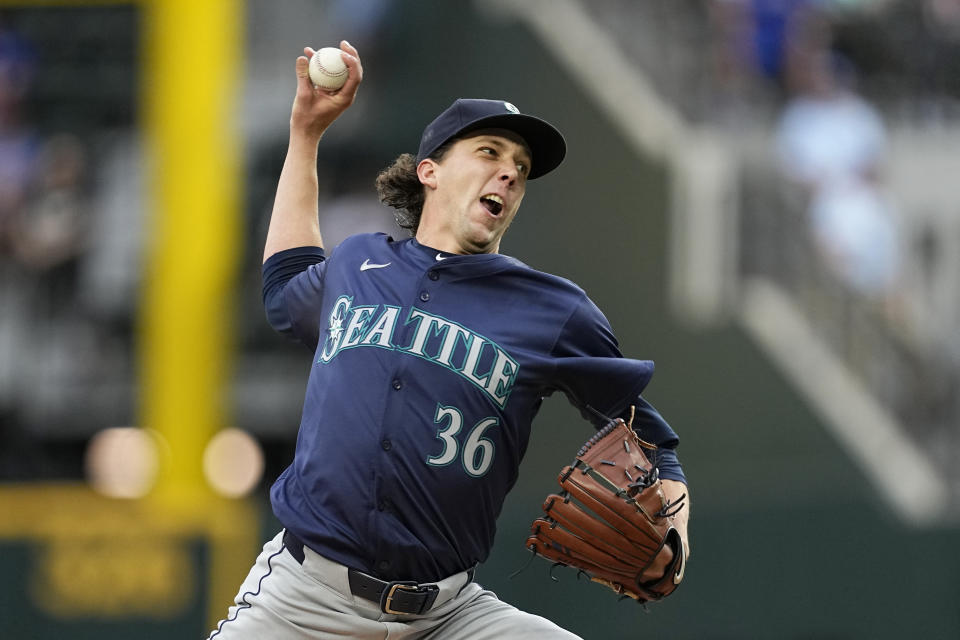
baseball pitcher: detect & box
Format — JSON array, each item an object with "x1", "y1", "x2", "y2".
[{"x1": 209, "y1": 41, "x2": 690, "y2": 640}]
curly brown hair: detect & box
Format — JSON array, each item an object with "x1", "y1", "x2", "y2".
[{"x1": 375, "y1": 140, "x2": 455, "y2": 234}]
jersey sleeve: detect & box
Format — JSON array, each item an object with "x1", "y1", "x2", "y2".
[
  {"x1": 550, "y1": 293, "x2": 652, "y2": 420},
  {"x1": 551, "y1": 294, "x2": 686, "y2": 483},
  {"x1": 262, "y1": 246, "x2": 327, "y2": 350}
]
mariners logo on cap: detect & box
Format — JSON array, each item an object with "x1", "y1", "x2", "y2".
[{"x1": 503, "y1": 102, "x2": 520, "y2": 114}]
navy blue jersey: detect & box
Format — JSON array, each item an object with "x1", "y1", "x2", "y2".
[{"x1": 262, "y1": 233, "x2": 684, "y2": 582}]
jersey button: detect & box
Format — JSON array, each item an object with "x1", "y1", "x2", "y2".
[
  {"x1": 392, "y1": 379, "x2": 402, "y2": 390},
  {"x1": 419, "y1": 291, "x2": 431, "y2": 302},
  {"x1": 428, "y1": 271, "x2": 439, "y2": 281},
  {"x1": 381, "y1": 439, "x2": 392, "y2": 451}
]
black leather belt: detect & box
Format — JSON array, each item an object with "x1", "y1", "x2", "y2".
[{"x1": 282, "y1": 529, "x2": 471, "y2": 615}]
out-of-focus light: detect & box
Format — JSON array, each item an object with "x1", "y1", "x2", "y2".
[
  {"x1": 202, "y1": 428, "x2": 264, "y2": 498},
  {"x1": 85, "y1": 427, "x2": 160, "y2": 499}
]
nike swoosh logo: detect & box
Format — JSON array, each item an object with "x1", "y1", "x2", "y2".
[
  {"x1": 360, "y1": 259, "x2": 391, "y2": 271},
  {"x1": 435, "y1": 253, "x2": 447, "y2": 261}
]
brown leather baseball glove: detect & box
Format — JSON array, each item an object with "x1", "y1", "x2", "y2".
[{"x1": 525, "y1": 415, "x2": 686, "y2": 602}]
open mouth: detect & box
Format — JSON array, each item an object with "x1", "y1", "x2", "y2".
[{"x1": 480, "y1": 194, "x2": 504, "y2": 216}]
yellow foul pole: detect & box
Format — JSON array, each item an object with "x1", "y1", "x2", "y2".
[{"x1": 141, "y1": 0, "x2": 243, "y2": 510}]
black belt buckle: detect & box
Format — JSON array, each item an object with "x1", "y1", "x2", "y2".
[{"x1": 380, "y1": 580, "x2": 440, "y2": 615}]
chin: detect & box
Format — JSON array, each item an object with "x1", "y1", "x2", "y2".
[
  {"x1": 461, "y1": 227, "x2": 500, "y2": 253},
  {"x1": 461, "y1": 236, "x2": 497, "y2": 254}
]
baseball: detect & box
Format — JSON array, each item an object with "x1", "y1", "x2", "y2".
[{"x1": 308, "y1": 47, "x2": 349, "y2": 91}]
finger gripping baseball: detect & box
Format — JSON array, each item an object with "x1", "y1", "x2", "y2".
[{"x1": 525, "y1": 418, "x2": 686, "y2": 602}]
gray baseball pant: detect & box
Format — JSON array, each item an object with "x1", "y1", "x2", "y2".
[{"x1": 207, "y1": 530, "x2": 581, "y2": 639}]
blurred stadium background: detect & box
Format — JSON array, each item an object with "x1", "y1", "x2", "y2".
[{"x1": 1, "y1": 0, "x2": 959, "y2": 637}]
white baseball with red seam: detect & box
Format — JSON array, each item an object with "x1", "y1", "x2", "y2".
[{"x1": 308, "y1": 47, "x2": 348, "y2": 90}]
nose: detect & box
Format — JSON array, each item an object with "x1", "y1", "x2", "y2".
[{"x1": 499, "y1": 164, "x2": 518, "y2": 185}]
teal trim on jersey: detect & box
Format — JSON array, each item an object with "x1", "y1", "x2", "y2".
[
  {"x1": 425, "y1": 404, "x2": 499, "y2": 478},
  {"x1": 426, "y1": 404, "x2": 463, "y2": 468},
  {"x1": 402, "y1": 307, "x2": 519, "y2": 409},
  {"x1": 459, "y1": 416, "x2": 498, "y2": 478},
  {"x1": 317, "y1": 297, "x2": 519, "y2": 409},
  {"x1": 338, "y1": 305, "x2": 378, "y2": 350},
  {"x1": 360, "y1": 305, "x2": 403, "y2": 349},
  {"x1": 318, "y1": 295, "x2": 354, "y2": 363}
]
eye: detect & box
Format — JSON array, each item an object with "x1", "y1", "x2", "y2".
[
  {"x1": 479, "y1": 146, "x2": 497, "y2": 156},
  {"x1": 516, "y1": 162, "x2": 529, "y2": 176}
]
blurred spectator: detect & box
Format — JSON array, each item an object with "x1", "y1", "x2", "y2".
[
  {"x1": 775, "y1": 47, "x2": 901, "y2": 299},
  {"x1": 9, "y1": 133, "x2": 89, "y2": 273},
  {"x1": 0, "y1": 20, "x2": 38, "y2": 422},
  {"x1": 924, "y1": 0, "x2": 960, "y2": 39},
  {"x1": 0, "y1": 19, "x2": 94, "y2": 433},
  {"x1": 0, "y1": 20, "x2": 39, "y2": 253},
  {"x1": 807, "y1": 178, "x2": 899, "y2": 295},
  {"x1": 329, "y1": 0, "x2": 390, "y2": 55},
  {"x1": 709, "y1": 0, "x2": 829, "y2": 115},
  {"x1": 777, "y1": 51, "x2": 886, "y2": 184},
  {"x1": 0, "y1": 20, "x2": 90, "y2": 306}
]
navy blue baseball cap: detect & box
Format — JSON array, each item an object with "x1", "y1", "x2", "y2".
[{"x1": 416, "y1": 98, "x2": 566, "y2": 179}]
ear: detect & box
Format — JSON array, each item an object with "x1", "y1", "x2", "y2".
[{"x1": 417, "y1": 158, "x2": 438, "y2": 190}]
